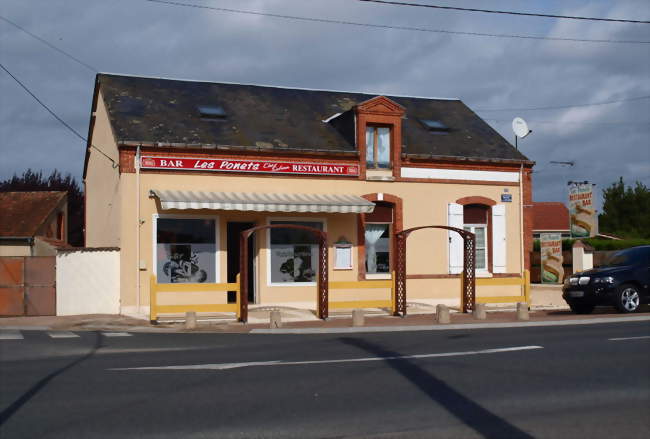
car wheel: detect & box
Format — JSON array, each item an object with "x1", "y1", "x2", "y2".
[
  {"x1": 568, "y1": 301, "x2": 594, "y2": 314},
  {"x1": 615, "y1": 284, "x2": 641, "y2": 313}
]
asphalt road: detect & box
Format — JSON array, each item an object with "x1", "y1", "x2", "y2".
[{"x1": 1, "y1": 321, "x2": 649, "y2": 439}]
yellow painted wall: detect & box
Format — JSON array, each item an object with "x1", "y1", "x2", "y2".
[{"x1": 110, "y1": 171, "x2": 523, "y2": 310}]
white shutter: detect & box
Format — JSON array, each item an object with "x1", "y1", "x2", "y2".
[
  {"x1": 492, "y1": 204, "x2": 506, "y2": 273},
  {"x1": 448, "y1": 203, "x2": 464, "y2": 274}
]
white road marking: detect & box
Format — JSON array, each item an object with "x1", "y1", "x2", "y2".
[
  {"x1": 110, "y1": 345, "x2": 543, "y2": 371},
  {"x1": 47, "y1": 331, "x2": 80, "y2": 339},
  {"x1": 102, "y1": 332, "x2": 132, "y2": 337},
  {"x1": 608, "y1": 336, "x2": 650, "y2": 341},
  {"x1": 0, "y1": 330, "x2": 23, "y2": 340},
  {"x1": 250, "y1": 315, "x2": 650, "y2": 334}
]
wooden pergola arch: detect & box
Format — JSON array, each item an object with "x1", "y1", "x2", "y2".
[
  {"x1": 394, "y1": 226, "x2": 476, "y2": 314},
  {"x1": 239, "y1": 224, "x2": 328, "y2": 322}
]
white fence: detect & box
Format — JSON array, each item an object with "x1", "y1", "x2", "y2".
[{"x1": 56, "y1": 248, "x2": 120, "y2": 316}]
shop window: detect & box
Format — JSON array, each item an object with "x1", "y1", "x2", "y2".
[
  {"x1": 364, "y1": 201, "x2": 393, "y2": 277},
  {"x1": 269, "y1": 220, "x2": 324, "y2": 284},
  {"x1": 366, "y1": 126, "x2": 391, "y2": 169},
  {"x1": 155, "y1": 218, "x2": 217, "y2": 283},
  {"x1": 365, "y1": 224, "x2": 390, "y2": 275}
]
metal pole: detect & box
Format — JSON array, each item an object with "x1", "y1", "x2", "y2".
[
  {"x1": 135, "y1": 145, "x2": 141, "y2": 315},
  {"x1": 519, "y1": 164, "x2": 525, "y2": 295}
]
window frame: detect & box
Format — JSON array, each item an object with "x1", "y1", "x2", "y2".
[
  {"x1": 364, "y1": 221, "x2": 392, "y2": 280},
  {"x1": 463, "y1": 223, "x2": 489, "y2": 273},
  {"x1": 151, "y1": 213, "x2": 221, "y2": 283},
  {"x1": 365, "y1": 124, "x2": 392, "y2": 170},
  {"x1": 266, "y1": 216, "x2": 327, "y2": 287}
]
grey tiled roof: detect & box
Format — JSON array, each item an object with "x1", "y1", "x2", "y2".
[{"x1": 97, "y1": 73, "x2": 529, "y2": 162}]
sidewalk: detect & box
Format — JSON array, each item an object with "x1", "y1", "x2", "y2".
[
  {"x1": 2, "y1": 284, "x2": 648, "y2": 333},
  {"x1": 2, "y1": 305, "x2": 649, "y2": 334}
]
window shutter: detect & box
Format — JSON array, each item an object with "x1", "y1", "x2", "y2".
[
  {"x1": 448, "y1": 203, "x2": 464, "y2": 274},
  {"x1": 492, "y1": 204, "x2": 506, "y2": 273}
]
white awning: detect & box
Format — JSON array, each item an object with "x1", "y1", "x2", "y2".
[{"x1": 150, "y1": 189, "x2": 375, "y2": 213}]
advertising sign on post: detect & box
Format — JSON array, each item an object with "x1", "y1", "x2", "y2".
[
  {"x1": 568, "y1": 182, "x2": 596, "y2": 238},
  {"x1": 540, "y1": 233, "x2": 564, "y2": 284}
]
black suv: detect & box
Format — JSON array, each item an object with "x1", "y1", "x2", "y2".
[{"x1": 562, "y1": 245, "x2": 650, "y2": 314}]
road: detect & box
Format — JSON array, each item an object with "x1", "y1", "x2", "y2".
[{"x1": 1, "y1": 321, "x2": 649, "y2": 438}]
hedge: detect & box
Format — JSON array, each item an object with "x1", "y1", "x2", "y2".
[{"x1": 533, "y1": 238, "x2": 650, "y2": 252}]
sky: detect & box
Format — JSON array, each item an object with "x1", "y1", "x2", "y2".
[{"x1": 1, "y1": 0, "x2": 649, "y2": 211}]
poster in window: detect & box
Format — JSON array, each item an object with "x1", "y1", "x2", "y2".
[
  {"x1": 270, "y1": 244, "x2": 318, "y2": 283},
  {"x1": 540, "y1": 233, "x2": 564, "y2": 284},
  {"x1": 156, "y1": 243, "x2": 215, "y2": 283}
]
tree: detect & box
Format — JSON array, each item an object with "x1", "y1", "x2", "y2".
[
  {"x1": 0, "y1": 169, "x2": 84, "y2": 246},
  {"x1": 599, "y1": 177, "x2": 650, "y2": 239}
]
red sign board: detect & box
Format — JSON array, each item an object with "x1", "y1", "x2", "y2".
[{"x1": 140, "y1": 156, "x2": 360, "y2": 177}]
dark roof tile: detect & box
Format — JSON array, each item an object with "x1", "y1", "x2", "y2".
[{"x1": 97, "y1": 74, "x2": 529, "y2": 162}]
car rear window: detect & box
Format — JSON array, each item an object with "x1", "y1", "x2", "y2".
[{"x1": 607, "y1": 247, "x2": 649, "y2": 266}]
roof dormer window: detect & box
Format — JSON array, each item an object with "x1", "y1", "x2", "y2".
[{"x1": 366, "y1": 125, "x2": 391, "y2": 169}]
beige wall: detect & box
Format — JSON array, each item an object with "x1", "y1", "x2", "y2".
[
  {"x1": 111, "y1": 171, "x2": 524, "y2": 312},
  {"x1": 85, "y1": 90, "x2": 121, "y2": 248}
]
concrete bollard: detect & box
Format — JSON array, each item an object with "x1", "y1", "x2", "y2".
[
  {"x1": 269, "y1": 310, "x2": 282, "y2": 329},
  {"x1": 516, "y1": 302, "x2": 530, "y2": 321},
  {"x1": 352, "y1": 309, "x2": 365, "y2": 327},
  {"x1": 473, "y1": 303, "x2": 487, "y2": 320},
  {"x1": 185, "y1": 311, "x2": 197, "y2": 329},
  {"x1": 436, "y1": 304, "x2": 450, "y2": 324}
]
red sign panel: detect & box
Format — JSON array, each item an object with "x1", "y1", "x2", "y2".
[{"x1": 140, "y1": 156, "x2": 360, "y2": 177}]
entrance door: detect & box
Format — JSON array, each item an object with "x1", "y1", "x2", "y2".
[{"x1": 227, "y1": 222, "x2": 255, "y2": 303}]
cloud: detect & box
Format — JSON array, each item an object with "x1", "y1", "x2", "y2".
[{"x1": 0, "y1": 0, "x2": 648, "y2": 208}]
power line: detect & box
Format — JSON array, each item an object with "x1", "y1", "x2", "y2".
[
  {"x1": 483, "y1": 118, "x2": 650, "y2": 126},
  {"x1": 476, "y1": 95, "x2": 650, "y2": 112},
  {"x1": 0, "y1": 15, "x2": 97, "y2": 72},
  {"x1": 358, "y1": 0, "x2": 650, "y2": 24},
  {"x1": 141, "y1": 0, "x2": 650, "y2": 44},
  {"x1": 0, "y1": 62, "x2": 116, "y2": 167}
]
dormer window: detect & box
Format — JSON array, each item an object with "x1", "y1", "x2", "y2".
[
  {"x1": 366, "y1": 126, "x2": 391, "y2": 169},
  {"x1": 355, "y1": 96, "x2": 405, "y2": 179}
]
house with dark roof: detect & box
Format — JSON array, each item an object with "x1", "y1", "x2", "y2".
[
  {"x1": 0, "y1": 191, "x2": 69, "y2": 256},
  {"x1": 83, "y1": 73, "x2": 534, "y2": 318}
]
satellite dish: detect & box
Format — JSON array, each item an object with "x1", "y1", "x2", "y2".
[{"x1": 512, "y1": 117, "x2": 531, "y2": 138}]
